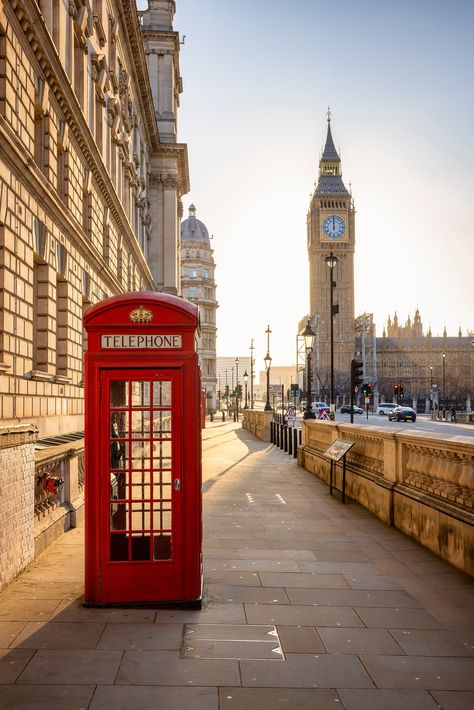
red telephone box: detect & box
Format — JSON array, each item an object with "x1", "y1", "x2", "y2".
[{"x1": 84, "y1": 292, "x2": 202, "y2": 606}]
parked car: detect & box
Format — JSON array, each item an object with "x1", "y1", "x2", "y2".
[
  {"x1": 376, "y1": 403, "x2": 397, "y2": 415},
  {"x1": 388, "y1": 406, "x2": 417, "y2": 422},
  {"x1": 311, "y1": 401, "x2": 330, "y2": 414},
  {"x1": 340, "y1": 404, "x2": 363, "y2": 414}
]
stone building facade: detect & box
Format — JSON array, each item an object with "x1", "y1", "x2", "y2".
[
  {"x1": 376, "y1": 312, "x2": 474, "y2": 410},
  {"x1": 0, "y1": 0, "x2": 188, "y2": 438},
  {"x1": 307, "y1": 113, "x2": 355, "y2": 398},
  {"x1": 180, "y1": 205, "x2": 218, "y2": 411},
  {"x1": 0, "y1": 0, "x2": 188, "y2": 586}
]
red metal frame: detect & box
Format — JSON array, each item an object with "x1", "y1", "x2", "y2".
[{"x1": 84, "y1": 292, "x2": 202, "y2": 605}]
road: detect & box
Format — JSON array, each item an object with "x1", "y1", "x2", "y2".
[{"x1": 329, "y1": 412, "x2": 474, "y2": 438}]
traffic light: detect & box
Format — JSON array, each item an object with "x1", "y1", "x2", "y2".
[
  {"x1": 394, "y1": 384, "x2": 399, "y2": 394},
  {"x1": 351, "y1": 359, "x2": 363, "y2": 390},
  {"x1": 236, "y1": 384, "x2": 242, "y2": 398},
  {"x1": 291, "y1": 384, "x2": 299, "y2": 396},
  {"x1": 400, "y1": 385, "x2": 404, "y2": 396},
  {"x1": 225, "y1": 385, "x2": 229, "y2": 398}
]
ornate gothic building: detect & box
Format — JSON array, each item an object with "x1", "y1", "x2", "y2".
[
  {"x1": 304, "y1": 116, "x2": 473, "y2": 410},
  {"x1": 180, "y1": 205, "x2": 218, "y2": 411}
]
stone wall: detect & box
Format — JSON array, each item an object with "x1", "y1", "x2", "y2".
[
  {"x1": 0, "y1": 424, "x2": 37, "y2": 590},
  {"x1": 242, "y1": 409, "x2": 273, "y2": 442},
  {"x1": 298, "y1": 420, "x2": 474, "y2": 576}
]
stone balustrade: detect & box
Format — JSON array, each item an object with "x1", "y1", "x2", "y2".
[
  {"x1": 34, "y1": 440, "x2": 85, "y2": 556},
  {"x1": 298, "y1": 420, "x2": 474, "y2": 576}
]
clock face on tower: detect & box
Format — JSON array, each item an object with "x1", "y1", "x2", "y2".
[{"x1": 322, "y1": 215, "x2": 345, "y2": 240}]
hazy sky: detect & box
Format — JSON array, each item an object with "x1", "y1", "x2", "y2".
[{"x1": 138, "y1": 0, "x2": 474, "y2": 367}]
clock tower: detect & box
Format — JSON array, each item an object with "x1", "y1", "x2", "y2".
[{"x1": 307, "y1": 112, "x2": 355, "y2": 397}]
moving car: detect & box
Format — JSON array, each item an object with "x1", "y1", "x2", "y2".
[
  {"x1": 340, "y1": 404, "x2": 363, "y2": 414},
  {"x1": 311, "y1": 401, "x2": 330, "y2": 414},
  {"x1": 388, "y1": 406, "x2": 417, "y2": 422},
  {"x1": 376, "y1": 403, "x2": 397, "y2": 415}
]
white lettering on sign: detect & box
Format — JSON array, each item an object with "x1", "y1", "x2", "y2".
[{"x1": 101, "y1": 334, "x2": 182, "y2": 349}]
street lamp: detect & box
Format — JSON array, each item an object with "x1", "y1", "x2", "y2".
[
  {"x1": 243, "y1": 370, "x2": 249, "y2": 408},
  {"x1": 442, "y1": 352, "x2": 446, "y2": 411},
  {"x1": 325, "y1": 252, "x2": 339, "y2": 416},
  {"x1": 264, "y1": 325, "x2": 272, "y2": 411},
  {"x1": 250, "y1": 339, "x2": 254, "y2": 409},
  {"x1": 302, "y1": 318, "x2": 316, "y2": 420},
  {"x1": 429, "y1": 365, "x2": 433, "y2": 411},
  {"x1": 235, "y1": 357, "x2": 240, "y2": 419}
]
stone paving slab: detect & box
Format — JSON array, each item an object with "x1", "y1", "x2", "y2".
[
  {"x1": 97, "y1": 622, "x2": 183, "y2": 650},
  {"x1": 359, "y1": 655, "x2": 474, "y2": 689},
  {"x1": 389, "y1": 628, "x2": 474, "y2": 656},
  {"x1": 240, "y1": 652, "x2": 374, "y2": 688},
  {"x1": 317, "y1": 627, "x2": 404, "y2": 655},
  {"x1": 286, "y1": 588, "x2": 421, "y2": 608},
  {"x1": 116, "y1": 650, "x2": 241, "y2": 686},
  {"x1": 90, "y1": 686, "x2": 218, "y2": 710},
  {"x1": 0, "y1": 420, "x2": 473, "y2": 709},
  {"x1": 0, "y1": 684, "x2": 96, "y2": 710},
  {"x1": 16, "y1": 649, "x2": 122, "y2": 685},
  {"x1": 0, "y1": 622, "x2": 25, "y2": 648},
  {"x1": 218, "y1": 687, "x2": 340, "y2": 709},
  {"x1": 430, "y1": 690, "x2": 474, "y2": 710},
  {"x1": 12, "y1": 621, "x2": 105, "y2": 650},
  {"x1": 336, "y1": 688, "x2": 440, "y2": 710}
]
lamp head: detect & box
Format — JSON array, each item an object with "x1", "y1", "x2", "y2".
[
  {"x1": 301, "y1": 318, "x2": 315, "y2": 352},
  {"x1": 325, "y1": 252, "x2": 339, "y2": 270}
]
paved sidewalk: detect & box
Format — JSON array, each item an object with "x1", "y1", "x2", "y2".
[{"x1": 0, "y1": 421, "x2": 473, "y2": 709}]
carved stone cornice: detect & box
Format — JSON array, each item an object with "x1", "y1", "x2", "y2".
[{"x1": 0, "y1": 423, "x2": 38, "y2": 450}]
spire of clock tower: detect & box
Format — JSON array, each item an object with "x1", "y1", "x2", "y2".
[
  {"x1": 314, "y1": 112, "x2": 350, "y2": 197},
  {"x1": 321, "y1": 108, "x2": 340, "y2": 162}
]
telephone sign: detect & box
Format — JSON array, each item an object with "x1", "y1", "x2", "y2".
[{"x1": 84, "y1": 292, "x2": 202, "y2": 606}]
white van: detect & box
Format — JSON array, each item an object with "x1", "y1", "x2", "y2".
[
  {"x1": 376, "y1": 402, "x2": 397, "y2": 415},
  {"x1": 311, "y1": 401, "x2": 330, "y2": 414}
]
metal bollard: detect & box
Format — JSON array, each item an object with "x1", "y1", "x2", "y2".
[
  {"x1": 279, "y1": 423, "x2": 284, "y2": 450},
  {"x1": 288, "y1": 426, "x2": 293, "y2": 455},
  {"x1": 271, "y1": 421, "x2": 275, "y2": 444},
  {"x1": 294, "y1": 427, "x2": 299, "y2": 458},
  {"x1": 222, "y1": 411, "x2": 225, "y2": 422},
  {"x1": 284, "y1": 425, "x2": 288, "y2": 452},
  {"x1": 210, "y1": 411, "x2": 214, "y2": 422}
]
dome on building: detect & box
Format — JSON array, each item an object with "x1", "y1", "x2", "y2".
[{"x1": 181, "y1": 204, "x2": 210, "y2": 242}]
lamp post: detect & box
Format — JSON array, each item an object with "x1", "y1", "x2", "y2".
[
  {"x1": 243, "y1": 370, "x2": 249, "y2": 408},
  {"x1": 235, "y1": 357, "x2": 240, "y2": 419},
  {"x1": 250, "y1": 339, "x2": 254, "y2": 409},
  {"x1": 225, "y1": 369, "x2": 228, "y2": 411},
  {"x1": 302, "y1": 318, "x2": 316, "y2": 420},
  {"x1": 429, "y1": 365, "x2": 433, "y2": 411},
  {"x1": 442, "y1": 352, "x2": 446, "y2": 411},
  {"x1": 218, "y1": 374, "x2": 221, "y2": 411},
  {"x1": 325, "y1": 252, "x2": 339, "y2": 416},
  {"x1": 264, "y1": 325, "x2": 272, "y2": 411}
]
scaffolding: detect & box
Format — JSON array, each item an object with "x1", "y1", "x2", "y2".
[{"x1": 354, "y1": 313, "x2": 377, "y2": 386}]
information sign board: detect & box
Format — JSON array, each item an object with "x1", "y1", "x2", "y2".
[{"x1": 324, "y1": 439, "x2": 355, "y2": 462}]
